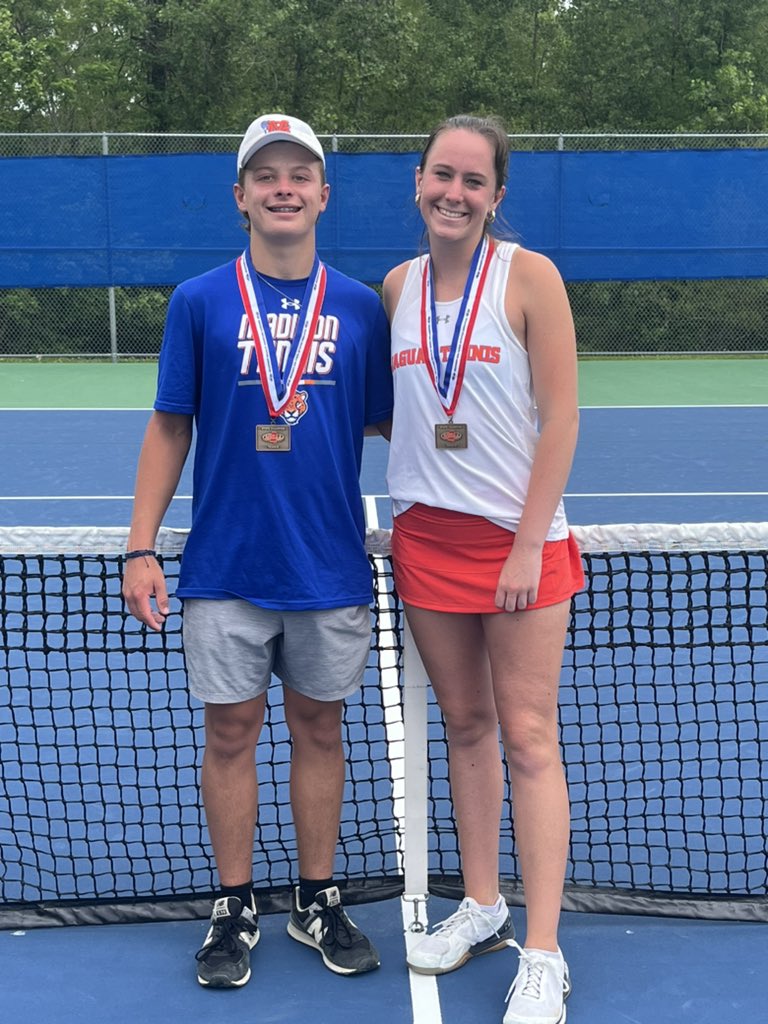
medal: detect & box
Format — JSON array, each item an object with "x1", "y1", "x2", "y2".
[
  {"x1": 434, "y1": 422, "x2": 468, "y2": 449},
  {"x1": 256, "y1": 424, "x2": 291, "y2": 451},
  {"x1": 236, "y1": 250, "x2": 326, "y2": 450},
  {"x1": 420, "y1": 236, "x2": 494, "y2": 449}
]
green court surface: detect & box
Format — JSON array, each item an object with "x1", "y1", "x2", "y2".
[{"x1": 2, "y1": 357, "x2": 767, "y2": 409}]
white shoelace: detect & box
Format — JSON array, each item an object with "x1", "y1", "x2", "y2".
[
  {"x1": 506, "y1": 941, "x2": 559, "y2": 1003},
  {"x1": 432, "y1": 899, "x2": 500, "y2": 943}
]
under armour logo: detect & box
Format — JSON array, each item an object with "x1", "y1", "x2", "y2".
[
  {"x1": 436, "y1": 314, "x2": 452, "y2": 324},
  {"x1": 281, "y1": 297, "x2": 301, "y2": 311}
]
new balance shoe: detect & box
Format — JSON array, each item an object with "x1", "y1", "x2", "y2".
[
  {"x1": 195, "y1": 895, "x2": 260, "y2": 988},
  {"x1": 286, "y1": 885, "x2": 380, "y2": 975},
  {"x1": 406, "y1": 896, "x2": 515, "y2": 975},
  {"x1": 503, "y1": 943, "x2": 572, "y2": 1024}
]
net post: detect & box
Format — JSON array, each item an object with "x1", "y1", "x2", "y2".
[{"x1": 402, "y1": 617, "x2": 430, "y2": 931}]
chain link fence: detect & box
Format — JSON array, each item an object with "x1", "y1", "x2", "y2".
[{"x1": 2, "y1": 133, "x2": 767, "y2": 360}]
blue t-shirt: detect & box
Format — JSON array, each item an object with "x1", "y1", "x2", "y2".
[{"x1": 155, "y1": 254, "x2": 393, "y2": 610}]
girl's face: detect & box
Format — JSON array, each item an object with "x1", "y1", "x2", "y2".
[{"x1": 416, "y1": 128, "x2": 505, "y2": 246}]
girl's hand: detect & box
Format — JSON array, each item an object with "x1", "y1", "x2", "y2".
[{"x1": 495, "y1": 543, "x2": 543, "y2": 612}]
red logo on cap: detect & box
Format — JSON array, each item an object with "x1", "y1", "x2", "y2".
[{"x1": 265, "y1": 119, "x2": 291, "y2": 133}]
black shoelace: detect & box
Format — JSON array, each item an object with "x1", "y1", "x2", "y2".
[
  {"x1": 317, "y1": 903, "x2": 355, "y2": 950},
  {"x1": 196, "y1": 917, "x2": 253, "y2": 961}
]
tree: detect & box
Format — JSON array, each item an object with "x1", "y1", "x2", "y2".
[
  {"x1": 2, "y1": 0, "x2": 768, "y2": 134},
  {"x1": 549, "y1": 0, "x2": 768, "y2": 132},
  {"x1": 1, "y1": 0, "x2": 149, "y2": 132}
]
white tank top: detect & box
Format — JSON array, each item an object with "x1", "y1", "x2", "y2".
[{"x1": 386, "y1": 241, "x2": 569, "y2": 539}]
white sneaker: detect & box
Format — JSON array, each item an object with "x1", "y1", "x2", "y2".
[
  {"x1": 406, "y1": 897, "x2": 515, "y2": 975},
  {"x1": 503, "y1": 943, "x2": 571, "y2": 1024}
]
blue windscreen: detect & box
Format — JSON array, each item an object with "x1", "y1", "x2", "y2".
[{"x1": 1, "y1": 150, "x2": 765, "y2": 286}]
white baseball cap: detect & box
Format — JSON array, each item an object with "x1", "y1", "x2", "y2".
[{"x1": 237, "y1": 114, "x2": 326, "y2": 172}]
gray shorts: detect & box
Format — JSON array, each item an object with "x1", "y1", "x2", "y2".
[{"x1": 182, "y1": 599, "x2": 371, "y2": 704}]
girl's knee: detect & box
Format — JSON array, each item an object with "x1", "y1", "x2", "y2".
[
  {"x1": 444, "y1": 706, "x2": 499, "y2": 748},
  {"x1": 501, "y1": 716, "x2": 560, "y2": 777}
]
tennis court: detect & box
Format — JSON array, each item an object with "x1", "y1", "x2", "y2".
[{"x1": 1, "y1": 358, "x2": 766, "y2": 1023}]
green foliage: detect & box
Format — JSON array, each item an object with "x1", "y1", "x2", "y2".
[
  {"x1": 0, "y1": 287, "x2": 173, "y2": 356},
  {"x1": 0, "y1": 287, "x2": 110, "y2": 354},
  {"x1": 3, "y1": 0, "x2": 768, "y2": 133},
  {"x1": 551, "y1": 0, "x2": 768, "y2": 131},
  {"x1": 569, "y1": 279, "x2": 768, "y2": 353},
  {"x1": 115, "y1": 287, "x2": 172, "y2": 353},
  {"x1": 3, "y1": 0, "x2": 768, "y2": 358},
  {"x1": 1, "y1": 0, "x2": 149, "y2": 130},
  {"x1": 4, "y1": 281, "x2": 768, "y2": 357}
]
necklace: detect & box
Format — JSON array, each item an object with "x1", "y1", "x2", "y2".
[{"x1": 255, "y1": 272, "x2": 303, "y2": 311}]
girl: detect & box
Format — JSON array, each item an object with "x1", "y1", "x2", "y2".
[{"x1": 384, "y1": 115, "x2": 583, "y2": 1024}]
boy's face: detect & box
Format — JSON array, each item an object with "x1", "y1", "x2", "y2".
[{"x1": 233, "y1": 141, "x2": 330, "y2": 242}]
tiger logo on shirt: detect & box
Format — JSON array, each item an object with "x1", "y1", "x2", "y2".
[{"x1": 282, "y1": 390, "x2": 309, "y2": 425}]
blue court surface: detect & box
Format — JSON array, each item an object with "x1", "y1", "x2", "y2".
[
  {"x1": 2, "y1": 900, "x2": 764, "y2": 1024},
  {"x1": 0, "y1": 404, "x2": 767, "y2": 528},
  {"x1": 1, "y1": 397, "x2": 766, "y2": 1023}
]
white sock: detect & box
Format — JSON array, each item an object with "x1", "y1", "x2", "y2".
[
  {"x1": 525, "y1": 946, "x2": 564, "y2": 963},
  {"x1": 476, "y1": 894, "x2": 507, "y2": 926}
]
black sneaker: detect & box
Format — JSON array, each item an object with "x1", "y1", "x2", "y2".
[
  {"x1": 286, "y1": 885, "x2": 380, "y2": 975},
  {"x1": 195, "y1": 896, "x2": 260, "y2": 988}
]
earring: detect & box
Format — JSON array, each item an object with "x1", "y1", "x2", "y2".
[
  {"x1": 415, "y1": 191, "x2": 421, "y2": 205},
  {"x1": 487, "y1": 209, "x2": 496, "y2": 224}
]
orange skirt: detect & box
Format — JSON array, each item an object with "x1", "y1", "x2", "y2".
[{"x1": 392, "y1": 503, "x2": 585, "y2": 614}]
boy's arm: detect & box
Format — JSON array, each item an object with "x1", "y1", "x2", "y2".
[{"x1": 122, "y1": 411, "x2": 193, "y2": 630}]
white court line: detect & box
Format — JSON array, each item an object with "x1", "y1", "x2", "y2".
[
  {"x1": 566, "y1": 490, "x2": 768, "y2": 498},
  {"x1": 0, "y1": 495, "x2": 193, "y2": 500},
  {"x1": 3, "y1": 490, "x2": 768, "y2": 501},
  {"x1": 580, "y1": 403, "x2": 768, "y2": 409},
  {"x1": 402, "y1": 899, "x2": 442, "y2": 1024},
  {"x1": 0, "y1": 407, "x2": 154, "y2": 412},
  {"x1": 2, "y1": 403, "x2": 767, "y2": 411},
  {"x1": 339, "y1": 491, "x2": 768, "y2": 498}
]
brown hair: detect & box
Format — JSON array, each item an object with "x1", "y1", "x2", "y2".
[
  {"x1": 417, "y1": 114, "x2": 514, "y2": 246},
  {"x1": 419, "y1": 114, "x2": 509, "y2": 194}
]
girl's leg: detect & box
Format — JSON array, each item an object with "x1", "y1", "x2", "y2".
[
  {"x1": 483, "y1": 600, "x2": 571, "y2": 950},
  {"x1": 405, "y1": 604, "x2": 503, "y2": 904}
]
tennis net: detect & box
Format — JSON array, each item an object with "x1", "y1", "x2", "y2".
[{"x1": 1, "y1": 523, "x2": 766, "y2": 927}]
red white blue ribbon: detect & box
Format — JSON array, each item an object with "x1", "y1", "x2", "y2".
[
  {"x1": 419, "y1": 235, "x2": 494, "y2": 419},
  {"x1": 236, "y1": 250, "x2": 327, "y2": 418}
]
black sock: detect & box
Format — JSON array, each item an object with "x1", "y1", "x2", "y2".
[
  {"x1": 299, "y1": 876, "x2": 334, "y2": 908},
  {"x1": 219, "y1": 881, "x2": 254, "y2": 912}
]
